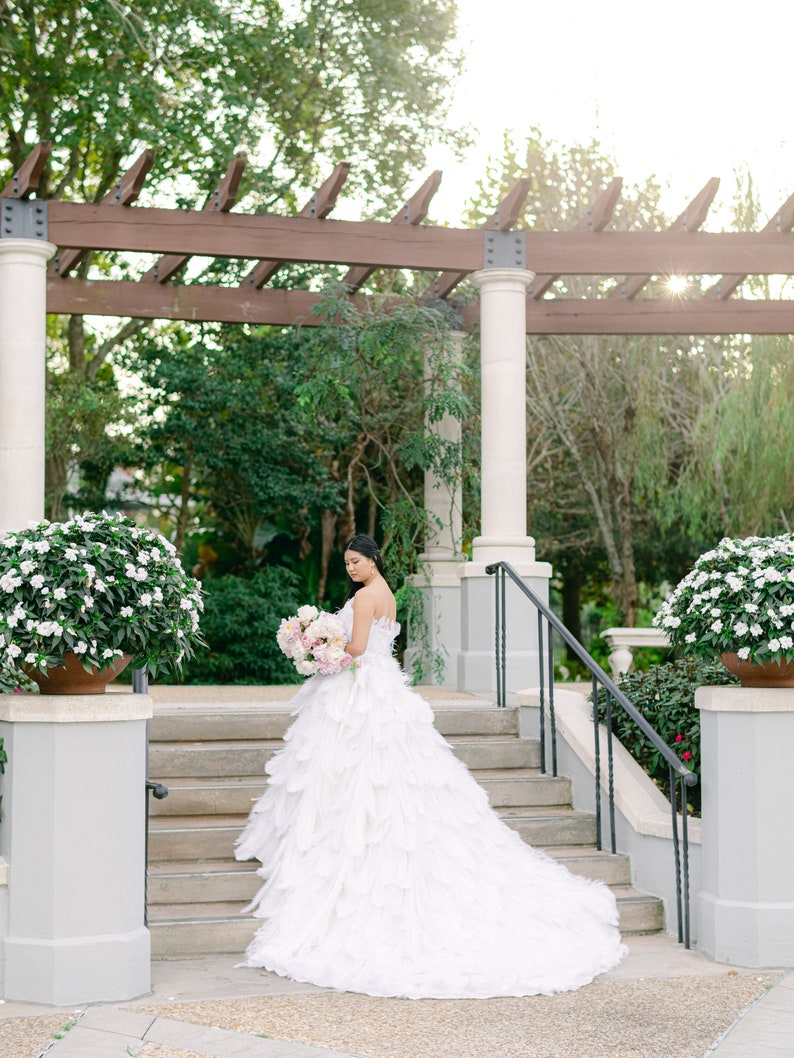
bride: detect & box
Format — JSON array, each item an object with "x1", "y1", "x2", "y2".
[{"x1": 235, "y1": 534, "x2": 626, "y2": 999}]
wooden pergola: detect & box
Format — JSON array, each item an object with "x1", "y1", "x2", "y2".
[{"x1": 3, "y1": 140, "x2": 794, "y2": 335}]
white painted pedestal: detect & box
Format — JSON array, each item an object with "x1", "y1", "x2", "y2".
[
  {"x1": 697, "y1": 685, "x2": 794, "y2": 966},
  {"x1": 0, "y1": 692, "x2": 153, "y2": 1003}
]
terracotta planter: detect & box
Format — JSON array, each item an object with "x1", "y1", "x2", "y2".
[
  {"x1": 26, "y1": 652, "x2": 133, "y2": 695},
  {"x1": 720, "y1": 652, "x2": 794, "y2": 688}
]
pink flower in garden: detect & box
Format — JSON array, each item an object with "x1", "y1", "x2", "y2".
[
  {"x1": 682, "y1": 751, "x2": 692, "y2": 761},
  {"x1": 675, "y1": 733, "x2": 683, "y2": 743}
]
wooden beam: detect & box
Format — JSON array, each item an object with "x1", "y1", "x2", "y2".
[
  {"x1": 433, "y1": 177, "x2": 531, "y2": 299},
  {"x1": 706, "y1": 191, "x2": 794, "y2": 298},
  {"x1": 47, "y1": 277, "x2": 324, "y2": 325},
  {"x1": 515, "y1": 297, "x2": 793, "y2": 335},
  {"x1": 529, "y1": 177, "x2": 623, "y2": 299},
  {"x1": 52, "y1": 149, "x2": 156, "y2": 277},
  {"x1": 47, "y1": 277, "x2": 794, "y2": 335},
  {"x1": 46, "y1": 202, "x2": 794, "y2": 275},
  {"x1": 1, "y1": 141, "x2": 51, "y2": 198},
  {"x1": 241, "y1": 162, "x2": 351, "y2": 289},
  {"x1": 612, "y1": 178, "x2": 720, "y2": 299},
  {"x1": 142, "y1": 152, "x2": 247, "y2": 283},
  {"x1": 343, "y1": 170, "x2": 442, "y2": 292}
]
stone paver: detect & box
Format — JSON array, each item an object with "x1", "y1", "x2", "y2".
[{"x1": 706, "y1": 970, "x2": 794, "y2": 1057}]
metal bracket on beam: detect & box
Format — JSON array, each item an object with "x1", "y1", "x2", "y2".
[
  {"x1": 1, "y1": 198, "x2": 48, "y2": 240},
  {"x1": 483, "y1": 229, "x2": 525, "y2": 269}
]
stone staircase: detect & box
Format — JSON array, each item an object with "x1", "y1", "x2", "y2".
[{"x1": 146, "y1": 691, "x2": 664, "y2": 956}]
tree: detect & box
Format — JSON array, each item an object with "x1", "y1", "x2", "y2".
[
  {"x1": 0, "y1": 0, "x2": 465, "y2": 515},
  {"x1": 466, "y1": 131, "x2": 722, "y2": 623},
  {"x1": 673, "y1": 334, "x2": 794, "y2": 540},
  {"x1": 128, "y1": 293, "x2": 471, "y2": 604}
]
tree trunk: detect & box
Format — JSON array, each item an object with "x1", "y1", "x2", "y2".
[
  {"x1": 317, "y1": 508, "x2": 337, "y2": 605},
  {"x1": 173, "y1": 450, "x2": 193, "y2": 553},
  {"x1": 561, "y1": 574, "x2": 583, "y2": 661}
]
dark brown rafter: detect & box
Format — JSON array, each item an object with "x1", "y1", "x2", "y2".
[
  {"x1": 142, "y1": 152, "x2": 247, "y2": 283},
  {"x1": 241, "y1": 162, "x2": 351, "y2": 289},
  {"x1": 46, "y1": 277, "x2": 794, "y2": 335},
  {"x1": 343, "y1": 170, "x2": 442, "y2": 293},
  {"x1": 529, "y1": 177, "x2": 623, "y2": 299},
  {"x1": 706, "y1": 191, "x2": 794, "y2": 299},
  {"x1": 1, "y1": 141, "x2": 51, "y2": 199},
  {"x1": 51, "y1": 149, "x2": 156, "y2": 277},
  {"x1": 612, "y1": 178, "x2": 720, "y2": 299},
  {"x1": 433, "y1": 177, "x2": 531, "y2": 299}
]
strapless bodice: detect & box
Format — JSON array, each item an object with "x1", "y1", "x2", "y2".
[{"x1": 339, "y1": 597, "x2": 400, "y2": 658}]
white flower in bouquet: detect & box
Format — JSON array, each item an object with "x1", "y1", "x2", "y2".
[{"x1": 277, "y1": 607, "x2": 352, "y2": 677}]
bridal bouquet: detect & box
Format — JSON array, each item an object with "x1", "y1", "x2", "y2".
[{"x1": 277, "y1": 604, "x2": 352, "y2": 676}]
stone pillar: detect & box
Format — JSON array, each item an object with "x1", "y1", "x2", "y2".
[
  {"x1": 404, "y1": 334, "x2": 464, "y2": 686},
  {"x1": 0, "y1": 237, "x2": 56, "y2": 532},
  {"x1": 697, "y1": 685, "x2": 794, "y2": 966},
  {"x1": 457, "y1": 268, "x2": 551, "y2": 694},
  {"x1": 0, "y1": 693, "x2": 153, "y2": 1004}
]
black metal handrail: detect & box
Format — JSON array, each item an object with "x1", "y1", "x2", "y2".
[
  {"x1": 486, "y1": 561, "x2": 697, "y2": 949},
  {"x1": 134, "y1": 668, "x2": 169, "y2": 928}
]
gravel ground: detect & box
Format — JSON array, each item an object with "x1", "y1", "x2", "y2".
[
  {"x1": 0, "y1": 1013, "x2": 78, "y2": 1058},
  {"x1": 136, "y1": 974, "x2": 776, "y2": 1058}
]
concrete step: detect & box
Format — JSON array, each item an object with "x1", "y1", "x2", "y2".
[
  {"x1": 150, "y1": 710, "x2": 292, "y2": 743},
  {"x1": 149, "y1": 741, "x2": 281, "y2": 779},
  {"x1": 149, "y1": 902, "x2": 257, "y2": 957},
  {"x1": 150, "y1": 705, "x2": 519, "y2": 743},
  {"x1": 148, "y1": 861, "x2": 260, "y2": 905},
  {"x1": 148, "y1": 816, "x2": 243, "y2": 861},
  {"x1": 149, "y1": 777, "x2": 266, "y2": 817},
  {"x1": 446, "y1": 737, "x2": 541, "y2": 770},
  {"x1": 151, "y1": 769, "x2": 569, "y2": 817},
  {"x1": 610, "y1": 886, "x2": 666, "y2": 934},
  {"x1": 147, "y1": 848, "x2": 633, "y2": 907},
  {"x1": 475, "y1": 771, "x2": 571, "y2": 808},
  {"x1": 541, "y1": 847, "x2": 632, "y2": 886},
  {"x1": 149, "y1": 735, "x2": 539, "y2": 780},
  {"x1": 148, "y1": 885, "x2": 662, "y2": 957},
  {"x1": 149, "y1": 802, "x2": 600, "y2": 862},
  {"x1": 501, "y1": 808, "x2": 598, "y2": 847}
]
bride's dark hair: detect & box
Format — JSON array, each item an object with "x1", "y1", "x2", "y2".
[{"x1": 344, "y1": 534, "x2": 388, "y2": 598}]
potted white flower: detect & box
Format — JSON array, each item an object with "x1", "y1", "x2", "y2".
[
  {"x1": 0, "y1": 511, "x2": 204, "y2": 693},
  {"x1": 654, "y1": 533, "x2": 794, "y2": 686}
]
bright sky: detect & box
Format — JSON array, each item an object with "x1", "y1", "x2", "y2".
[{"x1": 426, "y1": 0, "x2": 794, "y2": 227}]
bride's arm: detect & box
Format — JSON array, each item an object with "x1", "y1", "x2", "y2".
[{"x1": 346, "y1": 593, "x2": 375, "y2": 657}]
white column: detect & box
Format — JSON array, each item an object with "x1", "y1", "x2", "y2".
[
  {"x1": 697, "y1": 685, "x2": 794, "y2": 966},
  {"x1": 0, "y1": 238, "x2": 56, "y2": 532},
  {"x1": 0, "y1": 693, "x2": 152, "y2": 1004},
  {"x1": 470, "y1": 267, "x2": 538, "y2": 569},
  {"x1": 457, "y1": 268, "x2": 551, "y2": 694}
]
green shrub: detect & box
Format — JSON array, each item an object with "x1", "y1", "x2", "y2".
[
  {"x1": 0, "y1": 660, "x2": 36, "y2": 693},
  {"x1": 173, "y1": 567, "x2": 303, "y2": 685},
  {"x1": 594, "y1": 657, "x2": 739, "y2": 813}
]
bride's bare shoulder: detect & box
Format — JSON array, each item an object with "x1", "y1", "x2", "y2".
[{"x1": 355, "y1": 582, "x2": 396, "y2": 622}]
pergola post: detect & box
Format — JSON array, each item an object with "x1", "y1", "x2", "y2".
[
  {"x1": 0, "y1": 233, "x2": 57, "y2": 531},
  {"x1": 404, "y1": 332, "x2": 465, "y2": 686},
  {"x1": 457, "y1": 265, "x2": 552, "y2": 694}
]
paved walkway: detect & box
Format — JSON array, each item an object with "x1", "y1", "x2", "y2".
[{"x1": 1, "y1": 935, "x2": 792, "y2": 1058}]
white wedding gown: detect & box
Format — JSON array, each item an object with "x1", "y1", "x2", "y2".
[{"x1": 235, "y1": 597, "x2": 626, "y2": 998}]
